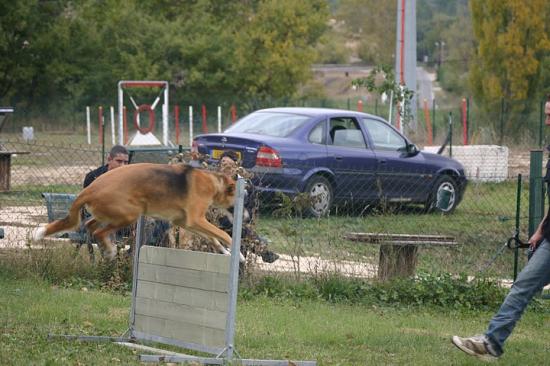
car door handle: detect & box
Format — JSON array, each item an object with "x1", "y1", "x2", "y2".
[
  {"x1": 334, "y1": 155, "x2": 343, "y2": 161},
  {"x1": 378, "y1": 159, "x2": 387, "y2": 164}
]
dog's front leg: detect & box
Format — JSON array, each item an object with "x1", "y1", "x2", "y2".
[{"x1": 177, "y1": 218, "x2": 245, "y2": 262}]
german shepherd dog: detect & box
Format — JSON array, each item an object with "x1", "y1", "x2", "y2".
[{"x1": 32, "y1": 163, "x2": 244, "y2": 261}]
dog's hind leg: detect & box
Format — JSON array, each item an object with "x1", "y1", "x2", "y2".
[{"x1": 91, "y1": 223, "x2": 126, "y2": 260}]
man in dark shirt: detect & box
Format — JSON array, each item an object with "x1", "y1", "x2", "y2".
[
  {"x1": 81, "y1": 145, "x2": 130, "y2": 253},
  {"x1": 217, "y1": 150, "x2": 279, "y2": 263},
  {"x1": 83, "y1": 145, "x2": 129, "y2": 188}
]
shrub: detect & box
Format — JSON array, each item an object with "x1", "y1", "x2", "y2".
[{"x1": 240, "y1": 273, "x2": 513, "y2": 310}]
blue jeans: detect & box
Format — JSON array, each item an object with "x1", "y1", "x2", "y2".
[{"x1": 485, "y1": 239, "x2": 550, "y2": 356}]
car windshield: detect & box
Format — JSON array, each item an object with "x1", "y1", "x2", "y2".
[{"x1": 225, "y1": 112, "x2": 310, "y2": 137}]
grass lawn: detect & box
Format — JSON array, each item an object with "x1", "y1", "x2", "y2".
[{"x1": 1, "y1": 275, "x2": 548, "y2": 365}]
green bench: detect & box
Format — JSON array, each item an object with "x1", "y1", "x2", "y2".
[{"x1": 42, "y1": 193, "x2": 89, "y2": 243}]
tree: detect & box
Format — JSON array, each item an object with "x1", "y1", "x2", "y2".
[
  {"x1": 470, "y1": 0, "x2": 550, "y2": 132},
  {"x1": 0, "y1": 0, "x2": 70, "y2": 104},
  {"x1": 230, "y1": 0, "x2": 329, "y2": 101},
  {"x1": 336, "y1": 0, "x2": 396, "y2": 65}
]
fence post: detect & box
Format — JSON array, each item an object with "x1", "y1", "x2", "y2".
[
  {"x1": 466, "y1": 97, "x2": 470, "y2": 144},
  {"x1": 461, "y1": 98, "x2": 467, "y2": 145},
  {"x1": 201, "y1": 104, "x2": 208, "y2": 133},
  {"x1": 528, "y1": 150, "x2": 544, "y2": 238},
  {"x1": 513, "y1": 174, "x2": 522, "y2": 282},
  {"x1": 448, "y1": 112, "x2": 453, "y2": 158},
  {"x1": 123, "y1": 106, "x2": 128, "y2": 145},
  {"x1": 110, "y1": 106, "x2": 116, "y2": 145},
  {"x1": 217, "y1": 106, "x2": 222, "y2": 133},
  {"x1": 86, "y1": 106, "x2": 91, "y2": 145},
  {"x1": 174, "y1": 105, "x2": 180, "y2": 145},
  {"x1": 230, "y1": 104, "x2": 237, "y2": 124},
  {"x1": 499, "y1": 98, "x2": 504, "y2": 146},
  {"x1": 432, "y1": 98, "x2": 436, "y2": 140},
  {"x1": 423, "y1": 99, "x2": 432, "y2": 145},
  {"x1": 189, "y1": 106, "x2": 193, "y2": 147},
  {"x1": 539, "y1": 99, "x2": 544, "y2": 148}
]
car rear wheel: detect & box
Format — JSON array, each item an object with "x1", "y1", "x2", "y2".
[
  {"x1": 304, "y1": 175, "x2": 333, "y2": 217},
  {"x1": 425, "y1": 175, "x2": 459, "y2": 214}
]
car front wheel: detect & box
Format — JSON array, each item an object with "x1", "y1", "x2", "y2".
[
  {"x1": 425, "y1": 175, "x2": 459, "y2": 214},
  {"x1": 304, "y1": 175, "x2": 333, "y2": 217}
]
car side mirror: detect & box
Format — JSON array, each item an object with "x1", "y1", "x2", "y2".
[{"x1": 406, "y1": 143, "x2": 419, "y2": 156}]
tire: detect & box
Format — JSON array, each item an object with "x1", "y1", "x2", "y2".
[
  {"x1": 425, "y1": 175, "x2": 459, "y2": 214},
  {"x1": 304, "y1": 175, "x2": 333, "y2": 217}
]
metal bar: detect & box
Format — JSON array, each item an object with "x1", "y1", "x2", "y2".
[
  {"x1": 448, "y1": 112, "x2": 453, "y2": 158},
  {"x1": 223, "y1": 178, "x2": 246, "y2": 361},
  {"x1": 48, "y1": 334, "x2": 132, "y2": 343},
  {"x1": 118, "y1": 82, "x2": 124, "y2": 145},
  {"x1": 129, "y1": 216, "x2": 145, "y2": 334},
  {"x1": 189, "y1": 106, "x2": 194, "y2": 147},
  {"x1": 110, "y1": 106, "x2": 116, "y2": 145},
  {"x1": 120, "y1": 81, "x2": 167, "y2": 88},
  {"x1": 140, "y1": 354, "x2": 317, "y2": 366},
  {"x1": 163, "y1": 85, "x2": 169, "y2": 145},
  {"x1": 126, "y1": 146, "x2": 186, "y2": 153},
  {"x1": 539, "y1": 101, "x2": 545, "y2": 149},
  {"x1": 132, "y1": 331, "x2": 223, "y2": 356},
  {"x1": 513, "y1": 174, "x2": 522, "y2": 282},
  {"x1": 115, "y1": 342, "x2": 194, "y2": 357},
  {"x1": 86, "y1": 106, "x2": 91, "y2": 145}
]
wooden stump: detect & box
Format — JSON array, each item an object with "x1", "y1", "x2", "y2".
[
  {"x1": 0, "y1": 153, "x2": 11, "y2": 191},
  {"x1": 378, "y1": 244, "x2": 418, "y2": 281}
]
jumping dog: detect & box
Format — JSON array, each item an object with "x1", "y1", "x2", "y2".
[{"x1": 33, "y1": 163, "x2": 244, "y2": 261}]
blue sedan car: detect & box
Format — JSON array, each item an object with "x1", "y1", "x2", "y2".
[{"x1": 193, "y1": 107, "x2": 467, "y2": 216}]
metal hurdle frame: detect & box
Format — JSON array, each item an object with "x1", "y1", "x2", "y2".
[
  {"x1": 117, "y1": 80, "x2": 170, "y2": 146},
  {"x1": 48, "y1": 179, "x2": 316, "y2": 365}
]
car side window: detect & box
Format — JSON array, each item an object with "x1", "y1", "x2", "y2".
[
  {"x1": 361, "y1": 118, "x2": 407, "y2": 151},
  {"x1": 308, "y1": 121, "x2": 325, "y2": 144},
  {"x1": 328, "y1": 117, "x2": 367, "y2": 149}
]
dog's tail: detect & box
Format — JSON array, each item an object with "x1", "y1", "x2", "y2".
[{"x1": 32, "y1": 193, "x2": 88, "y2": 241}]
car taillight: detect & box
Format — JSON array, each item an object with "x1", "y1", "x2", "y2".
[{"x1": 256, "y1": 146, "x2": 282, "y2": 167}]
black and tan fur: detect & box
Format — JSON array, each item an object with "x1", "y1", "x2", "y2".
[{"x1": 32, "y1": 163, "x2": 242, "y2": 260}]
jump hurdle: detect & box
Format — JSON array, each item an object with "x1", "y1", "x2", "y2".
[{"x1": 49, "y1": 179, "x2": 316, "y2": 365}]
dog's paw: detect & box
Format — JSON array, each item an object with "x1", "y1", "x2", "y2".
[
  {"x1": 32, "y1": 226, "x2": 46, "y2": 241},
  {"x1": 101, "y1": 246, "x2": 117, "y2": 261}
]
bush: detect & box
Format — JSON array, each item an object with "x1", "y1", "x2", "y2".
[
  {"x1": 0, "y1": 246, "x2": 132, "y2": 293},
  {"x1": 240, "y1": 273, "x2": 512, "y2": 310}
]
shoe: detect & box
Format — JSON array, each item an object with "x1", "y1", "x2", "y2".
[
  {"x1": 451, "y1": 335, "x2": 499, "y2": 362},
  {"x1": 261, "y1": 250, "x2": 280, "y2": 264}
]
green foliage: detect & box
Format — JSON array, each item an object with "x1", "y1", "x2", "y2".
[
  {"x1": 469, "y1": 0, "x2": 550, "y2": 134},
  {"x1": 0, "y1": 247, "x2": 132, "y2": 294},
  {"x1": 240, "y1": 273, "x2": 517, "y2": 310},
  {"x1": 352, "y1": 65, "x2": 415, "y2": 123},
  {"x1": 335, "y1": 0, "x2": 396, "y2": 65},
  {"x1": 0, "y1": 0, "x2": 329, "y2": 119}
]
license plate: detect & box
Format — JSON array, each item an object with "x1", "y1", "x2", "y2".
[{"x1": 212, "y1": 149, "x2": 241, "y2": 160}]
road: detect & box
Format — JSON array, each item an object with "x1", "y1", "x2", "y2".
[{"x1": 416, "y1": 66, "x2": 436, "y2": 108}]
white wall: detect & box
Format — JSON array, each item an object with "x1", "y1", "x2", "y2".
[{"x1": 423, "y1": 145, "x2": 509, "y2": 182}]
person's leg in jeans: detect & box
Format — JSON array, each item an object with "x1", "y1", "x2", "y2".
[
  {"x1": 453, "y1": 240, "x2": 550, "y2": 360},
  {"x1": 484, "y1": 239, "x2": 550, "y2": 355}
]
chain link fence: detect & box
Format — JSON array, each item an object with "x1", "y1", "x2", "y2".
[{"x1": 1, "y1": 138, "x2": 540, "y2": 284}]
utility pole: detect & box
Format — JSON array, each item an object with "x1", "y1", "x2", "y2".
[{"x1": 394, "y1": 0, "x2": 417, "y2": 130}]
